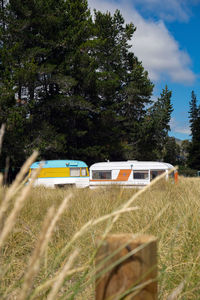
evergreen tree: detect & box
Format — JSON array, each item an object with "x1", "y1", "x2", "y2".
[
  {"x1": 0, "y1": 0, "x2": 93, "y2": 165},
  {"x1": 188, "y1": 91, "x2": 200, "y2": 169},
  {"x1": 189, "y1": 91, "x2": 200, "y2": 140},
  {"x1": 89, "y1": 10, "x2": 154, "y2": 161},
  {"x1": 163, "y1": 136, "x2": 180, "y2": 165},
  {"x1": 180, "y1": 139, "x2": 190, "y2": 162},
  {"x1": 0, "y1": 0, "x2": 28, "y2": 168},
  {"x1": 136, "y1": 85, "x2": 173, "y2": 160}
]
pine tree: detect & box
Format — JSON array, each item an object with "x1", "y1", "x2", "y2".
[
  {"x1": 87, "y1": 10, "x2": 154, "y2": 161},
  {"x1": 189, "y1": 91, "x2": 200, "y2": 140},
  {"x1": 0, "y1": 0, "x2": 93, "y2": 164},
  {"x1": 153, "y1": 85, "x2": 173, "y2": 139},
  {"x1": 163, "y1": 137, "x2": 180, "y2": 165},
  {"x1": 136, "y1": 85, "x2": 173, "y2": 160},
  {"x1": 0, "y1": 0, "x2": 28, "y2": 169},
  {"x1": 188, "y1": 91, "x2": 200, "y2": 169},
  {"x1": 122, "y1": 59, "x2": 154, "y2": 159}
]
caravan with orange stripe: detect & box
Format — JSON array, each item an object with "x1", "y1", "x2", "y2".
[{"x1": 89, "y1": 160, "x2": 177, "y2": 188}]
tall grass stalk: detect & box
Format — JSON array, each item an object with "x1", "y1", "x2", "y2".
[
  {"x1": 18, "y1": 193, "x2": 72, "y2": 299},
  {"x1": 0, "y1": 151, "x2": 38, "y2": 228},
  {"x1": 29, "y1": 266, "x2": 86, "y2": 300},
  {"x1": 47, "y1": 249, "x2": 79, "y2": 300},
  {"x1": 166, "y1": 281, "x2": 185, "y2": 300},
  {"x1": 0, "y1": 123, "x2": 5, "y2": 154},
  {"x1": 0, "y1": 161, "x2": 41, "y2": 248},
  {"x1": 18, "y1": 206, "x2": 56, "y2": 300}
]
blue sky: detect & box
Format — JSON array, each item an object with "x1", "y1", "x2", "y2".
[{"x1": 88, "y1": 0, "x2": 200, "y2": 140}]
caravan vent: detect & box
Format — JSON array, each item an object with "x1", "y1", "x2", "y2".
[{"x1": 69, "y1": 163, "x2": 78, "y2": 167}]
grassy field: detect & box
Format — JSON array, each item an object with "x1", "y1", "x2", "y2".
[{"x1": 1, "y1": 167, "x2": 200, "y2": 299}]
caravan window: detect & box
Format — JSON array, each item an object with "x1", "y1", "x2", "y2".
[
  {"x1": 70, "y1": 168, "x2": 80, "y2": 177},
  {"x1": 150, "y1": 170, "x2": 165, "y2": 181},
  {"x1": 92, "y1": 171, "x2": 111, "y2": 180},
  {"x1": 133, "y1": 170, "x2": 149, "y2": 180},
  {"x1": 81, "y1": 168, "x2": 87, "y2": 176}
]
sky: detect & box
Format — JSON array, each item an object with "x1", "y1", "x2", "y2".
[{"x1": 87, "y1": 0, "x2": 200, "y2": 140}]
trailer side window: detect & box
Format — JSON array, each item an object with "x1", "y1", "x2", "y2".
[
  {"x1": 70, "y1": 168, "x2": 80, "y2": 177},
  {"x1": 150, "y1": 170, "x2": 165, "y2": 181},
  {"x1": 81, "y1": 168, "x2": 87, "y2": 176},
  {"x1": 133, "y1": 171, "x2": 149, "y2": 180},
  {"x1": 92, "y1": 171, "x2": 111, "y2": 180}
]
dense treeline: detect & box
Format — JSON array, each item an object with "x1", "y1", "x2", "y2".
[{"x1": 0, "y1": 0, "x2": 175, "y2": 172}]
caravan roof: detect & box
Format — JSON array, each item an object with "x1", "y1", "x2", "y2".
[
  {"x1": 31, "y1": 160, "x2": 88, "y2": 169},
  {"x1": 90, "y1": 161, "x2": 174, "y2": 171}
]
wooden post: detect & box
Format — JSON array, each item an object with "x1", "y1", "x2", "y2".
[{"x1": 95, "y1": 234, "x2": 157, "y2": 300}]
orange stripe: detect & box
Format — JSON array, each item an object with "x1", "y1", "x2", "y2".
[{"x1": 116, "y1": 169, "x2": 131, "y2": 181}]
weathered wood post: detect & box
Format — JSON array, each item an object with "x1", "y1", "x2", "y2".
[{"x1": 95, "y1": 234, "x2": 157, "y2": 300}]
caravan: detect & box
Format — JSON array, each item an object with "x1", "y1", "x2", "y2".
[
  {"x1": 29, "y1": 160, "x2": 89, "y2": 188},
  {"x1": 89, "y1": 160, "x2": 177, "y2": 188}
]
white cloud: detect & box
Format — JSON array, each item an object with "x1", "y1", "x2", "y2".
[
  {"x1": 131, "y1": 14, "x2": 195, "y2": 83},
  {"x1": 88, "y1": 0, "x2": 196, "y2": 84}
]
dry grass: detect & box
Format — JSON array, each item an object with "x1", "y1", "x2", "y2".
[{"x1": 0, "y1": 157, "x2": 200, "y2": 299}]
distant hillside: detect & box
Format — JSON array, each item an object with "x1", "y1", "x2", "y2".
[{"x1": 175, "y1": 138, "x2": 183, "y2": 146}]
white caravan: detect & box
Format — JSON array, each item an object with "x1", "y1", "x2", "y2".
[{"x1": 89, "y1": 160, "x2": 177, "y2": 188}]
